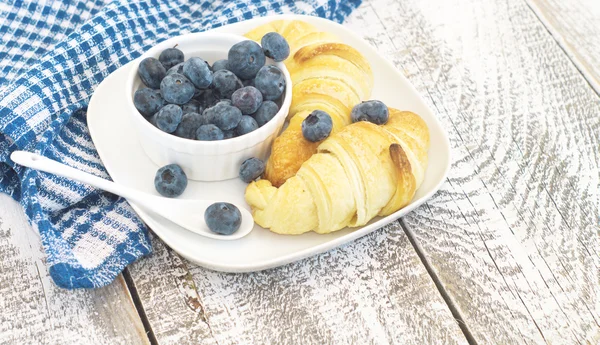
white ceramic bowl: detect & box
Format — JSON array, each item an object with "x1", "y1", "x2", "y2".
[{"x1": 126, "y1": 32, "x2": 292, "y2": 181}]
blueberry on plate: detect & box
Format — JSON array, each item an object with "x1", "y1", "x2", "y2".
[
  {"x1": 138, "y1": 57, "x2": 166, "y2": 89},
  {"x1": 203, "y1": 102, "x2": 242, "y2": 131},
  {"x1": 204, "y1": 202, "x2": 242, "y2": 235},
  {"x1": 261, "y1": 32, "x2": 290, "y2": 62},
  {"x1": 212, "y1": 69, "x2": 243, "y2": 99},
  {"x1": 133, "y1": 88, "x2": 164, "y2": 117},
  {"x1": 302, "y1": 110, "x2": 333, "y2": 142},
  {"x1": 166, "y1": 62, "x2": 185, "y2": 76},
  {"x1": 212, "y1": 59, "x2": 229, "y2": 72},
  {"x1": 251, "y1": 101, "x2": 278, "y2": 127},
  {"x1": 155, "y1": 164, "x2": 188, "y2": 198},
  {"x1": 174, "y1": 112, "x2": 209, "y2": 139},
  {"x1": 239, "y1": 157, "x2": 265, "y2": 183},
  {"x1": 183, "y1": 57, "x2": 213, "y2": 89},
  {"x1": 254, "y1": 65, "x2": 285, "y2": 101},
  {"x1": 182, "y1": 99, "x2": 202, "y2": 115},
  {"x1": 235, "y1": 115, "x2": 258, "y2": 136},
  {"x1": 160, "y1": 73, "x2": 195, "y2": 105},
  {"x1": 155, "y1": 104, "x2": 183, "y2": 133},
  {"x1": 227, "y1": 40, "x2": 265, "y2": 80},
  {"x1": 231, "y1": 86, "x2": 263, "y2": 115},
  {"x1": 196, "y1": 124, "x2": 224, "y2": 141},
  {"x1": 159, "y1": 47, "x2": 184, "y2": 70},
  {"x1": 351, "y1": 100, "x2": 389, "y2": 125}
]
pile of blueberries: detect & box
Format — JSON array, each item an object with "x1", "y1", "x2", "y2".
[{"x1": 134, "y1": 32, "x2": 291, "y2": 141}]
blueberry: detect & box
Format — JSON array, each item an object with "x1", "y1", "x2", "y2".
[
  {"x1": 235, "y1": 115, "x2": 258, "y2": 136},
  {"x1": 160, "y1": 73, "x2": 195, "y2": 105},
  {"x1": 196, "y1": 124, "x2": 224, "y2": 141},
  {"x1": 254, "y1": 65, "x2": 285, "y2": 101},
  {"x1": 174, "y1": 112, "x2": 210, "y2": 139},
  {"x1": 239, "y1": 157, "x2": 265, "y2": 183},
  {"x1": 166, "y1": 62, "x2": 184, "y2": 76},
  {"x1": 351, "y1": 100, "x2": 389, "y2": 125},
  {"x1": 252, "y1": 101, "x2": 278, "y2": 127},
  {"x1": 182, "y1": 100, "x2": 202, "y2": 115},
  {"x1": 232, "y1": 86, "x2": 263, "y2": 115},
  {"x1": 195, "y1": 88, "x2": 220, "y2": 109},
  {"x1": 159, "y1": 47, "x2": 184, "y2": 70},
  {"x1": 302, "y1": 110, "x2": 333, "y2": 142},
  {"x1": 212, "y1": 70, "x2": 243, "y2": 99},
  {"x1": 183, "y1": 57, "x2": 213, "y2": 89},
  {"x1": 134, "y1": 88, "x2": 164, "y2": 117},
  {"x1": 227, "y1": 40, "x2": 265, "y2": 80},
  {"x1": 223, "y1": 130, "x2": 236, "y2": 139},
  {"x1": 261, "y1": 32, "x2": 290, "y2": 62},
  {"x1": 155, "y1": 164, "x2": 188, "y2": 198},
  {"x1": 204, "y1": 202, "x2": 241, "y2": 235},
  {"x1": 138, "y1": 57, "x2": 166, "y2": 89},
  {"x1": 203, "y1": 102, "x2": 242, "y2": 131},
  {"x1": 155, "y1": 104, "x2": 183, "y2": 133},
  {"x1": 212, "y1": 59, "x2": 229, "y2": 72}
]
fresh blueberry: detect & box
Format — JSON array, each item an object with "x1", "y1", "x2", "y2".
[
  {"x1": 239, "y1": 157, "x2": 265, "y2": 183},
  {"x1": 203, "y1": 102, "x2": 242, "y2": 131},
  {"x1": 235, "y1": 115, "x2": 258, "y2": 136},
  {"x1": 223, "y1": 130, "x2": 236, "y2": 139},
  {"x1": 160, "y1": 73, "x2": 195, "y2": 105},
  {"x1": 174, "y1": 112, "x2": 210, "y2": 139},
  {"x1": 231, "y1": 86, "x2": 263, "y2": 115},
  {"x1": 166, "y1": 62, "x2": 184, "y2": 76},
  {"x1": 195, "y1": 88, "x2": 220, "y2": 109},
  {"x1": 134, "y1": 88, "x2": 164, "y2": 117},
  {"x1": 204, "y1": 202, "x2": 241, "y2": 235},
  {"x1": 261, "y1": 32, "x2": 290, "y2": 62},
  {"x1": 155, "y1": 164, "x2": 188, "y2": 198},
  {"x1": 302, "y1": 110, "x2": 333, "y2": 142},
  {"x1": 227, "y1": 40, "x2": 265, "y2": 80},
  {"x1": 182, "y1": 100, "x2": 202, "y2": 115},
  {"x1": 183, "y1": 57, "x2": 213, "y2": 89},
  {"x1": 252, "y1": 101, "x2": 278, "y2": 127},
  {"x1": 351, "y1": 100, "x2": 389, "y2": 125},
  {"x1": 212, "y1": 70, "x2": 243, "y2": 99},
  {"x1": 159, "y1": 47, "x2": 184, "y2": 70},
  {"x1": 138, "y1": 57, "x2": 166, "y2": 89},
  {"x1": 196, "y1": 124, "x2": 224, "y2": 141},
  {"x1": 254, "y1": 65, "x2": 285, "y2": 101},
  {"x1": 155, "y1": 104, "x2": 183, "y2": 133},
  {"x1": 212, "y1": 59, "x2": 229, "y2": 72}
]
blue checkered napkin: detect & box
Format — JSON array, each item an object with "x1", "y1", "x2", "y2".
[{"x1": 0, "y1": 0, "x2": 361, "y2": 289}]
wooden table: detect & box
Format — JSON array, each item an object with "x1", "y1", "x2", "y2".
[{"x1": 1, "y1": 0, "x2": 599, "y2": 343}]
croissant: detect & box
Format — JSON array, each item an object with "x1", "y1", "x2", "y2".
[
  {"x1": 245, "y1": 20, "x2": 374, "y2": 187},
  {"x1": 245, "y1": 109, "x2": 430, "y2": 235}
]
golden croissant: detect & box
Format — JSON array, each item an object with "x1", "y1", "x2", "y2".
[
  {"x1": 245, "y1": 109, "x2": 430, "y2": 235},
  {"x1": 245, "y1": 20, "x2": 374, "y2": 187}
]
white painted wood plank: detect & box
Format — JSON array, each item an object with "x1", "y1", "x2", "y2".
[
  {"x1": 353, "y1": 0, "x2": 600, "y2": 343},
  {"x1": 129, "y1": 221, "x2": 467, "y2": 344},
  {"x1": 0, "y1": 194, "x2": 149, "y2": 345},
  {"x1": 527, "y1": 0, "x2": 600, "y2": 95}
]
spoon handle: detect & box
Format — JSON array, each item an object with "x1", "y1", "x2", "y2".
[{"x1": 10, "y1": 151, "x2": 157, "y2": 209}]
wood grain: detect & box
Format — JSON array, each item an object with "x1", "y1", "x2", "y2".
[
  {"x1": 0, "y1": 194, "x2": 149, "y2": 345},
  {"x1": 353, "y1": 0, "x2": 600, "y2": 343},
  {"x1": 129, "y1": 222, "x2": 467, "y2": 344},
  {"x1": 527, "y1": 0, "x2": 600, "y2": 95}
]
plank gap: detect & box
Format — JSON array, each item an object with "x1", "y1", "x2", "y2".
[
  {"x1": 123, "y1": 268, "x2": 159, "y2": 345},
  {"x1": 398, "y1": 219, "x2": 478, "y2": 345}
]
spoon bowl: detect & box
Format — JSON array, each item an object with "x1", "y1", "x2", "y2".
[{"x1": 10, "y1": 150, "x2": 254, "y2": 240}]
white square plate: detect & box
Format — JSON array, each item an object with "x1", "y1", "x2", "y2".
[{"x1": 88, "y1": 14, "x2": 450, "y2": 272}]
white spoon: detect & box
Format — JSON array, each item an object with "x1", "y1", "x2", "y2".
[{"x1": 10, "y1": 151, "x2": 254, "y2": 240}]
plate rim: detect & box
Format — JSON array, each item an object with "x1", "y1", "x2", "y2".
[{"x1": 88, "y1": 14, "x2": 451, "y2": 272}]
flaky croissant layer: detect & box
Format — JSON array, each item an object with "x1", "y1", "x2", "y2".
[{"x1": 245, "y1": 109, "x2": 430, "y2": 235}]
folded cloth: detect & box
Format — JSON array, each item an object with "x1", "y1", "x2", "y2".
[{"x1": 0, "y1": 0, "x2": 361, "y2": 289}]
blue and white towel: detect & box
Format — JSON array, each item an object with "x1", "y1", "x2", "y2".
[{"x1": 0, "y1": 0, "x2": 361, "y2": 289}]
